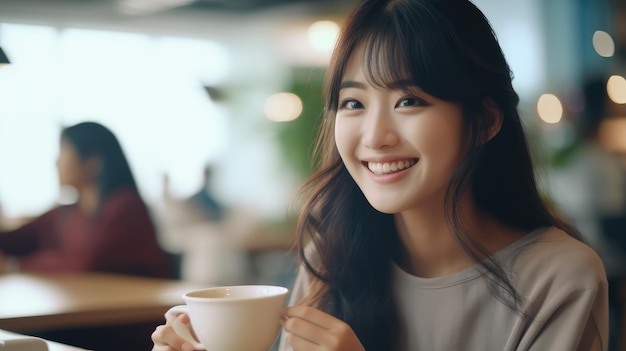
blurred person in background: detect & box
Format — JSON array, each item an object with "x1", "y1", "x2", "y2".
[
  {"x1": 0, "y1": 121, "x2": 172, "y2": 278},
  {"x1": 185, "y1": 164, "x2": 225, "y2": 222}
]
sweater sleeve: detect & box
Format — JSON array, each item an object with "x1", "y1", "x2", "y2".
[
  {"x1": 0, "y1": 208, "x2": 60, "y2": 256},
  {"x1": 515, "y1": 233, "x2": 610, "y2": 351},
  {"x1": 525, "y1": 284, "x2": 608, "y2": 351},
  {"x1": 19, "y1": 190, "x2": 170, "y2": 277}
]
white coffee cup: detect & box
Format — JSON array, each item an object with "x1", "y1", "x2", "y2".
[{"x1": 165, "y1": 285, "x2": 289, "y2": 351}]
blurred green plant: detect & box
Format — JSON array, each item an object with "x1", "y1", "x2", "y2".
[{"x1": 277, "y1": 67, "x2": 326, "y2": 179}]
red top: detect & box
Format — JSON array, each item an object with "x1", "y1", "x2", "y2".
[{"x1": 0, "y1": 188, "x2": 172, "y2": 278}]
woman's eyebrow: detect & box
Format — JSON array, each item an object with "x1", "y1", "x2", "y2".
[
  {"x1": 387, "y1": 80, "x2": 420, "y2": 90},
  {"x1": 339, "y1": 79, "x2": 422, "y2": 92},
  {"x1": 339, "y1": 80, "x2": 366, "y2": 90}
]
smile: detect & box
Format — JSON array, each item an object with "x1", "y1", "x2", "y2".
[{"x1": 365, "y1": 159, "x2": 417, "y2": 175}]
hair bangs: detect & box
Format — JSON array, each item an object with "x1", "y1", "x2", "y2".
[
  {"x1": 324, "y1": 0, "x2": 488, "y2": 116},
  {"x1": 360, "y1": 3, "x2": 480, "y2": 104},
  {"x1": 360, "y1": 24, "x2": 412, "y2": 91}
]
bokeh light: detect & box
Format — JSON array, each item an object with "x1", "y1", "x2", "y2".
[
  {"x1": 307, "y1": 20, "x2": 340, "y2": 53},
  {"x1": 592, "y1": 30, "x2": 615, "y2": 57},
  {"x1": 607, "y1": 75, "x2": 626, "y2": 104},
  {"x1": 537, "y1": 94, "x2": 563, "y2": 124},
  {"x1": 264, "y1": 92, "x2": 303, "y2": 122}
]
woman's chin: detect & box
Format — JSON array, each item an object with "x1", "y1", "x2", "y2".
[{"x1": 365, "y1": 199, "x2": 403, "y2": 215}]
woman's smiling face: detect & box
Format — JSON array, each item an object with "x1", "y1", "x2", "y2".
[{"x1": 334, "y1": 45, "x2": 467, "y2": 214}]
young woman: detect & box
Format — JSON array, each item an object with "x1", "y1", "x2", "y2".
[
  {"x1": 0, "y1": 121, "x2": 172, "y2": 278},
  {"x1": 151, "y1": 0, "x2": 608, "y2": 350}
]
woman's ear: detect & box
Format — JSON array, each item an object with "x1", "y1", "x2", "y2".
[{"x1": 483, "y1": 97, "x2": 503, "y2": 142}]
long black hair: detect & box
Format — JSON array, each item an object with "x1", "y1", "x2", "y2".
[
  {"x1": 294, "y1": 0, "x2": 582, "y2": 349},
  {"x1": 61, "y1": 121, "x2": 138, "y2": 209}
]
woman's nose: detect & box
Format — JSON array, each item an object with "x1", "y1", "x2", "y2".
[{"x1": 362, "y1": 110, "x2": 399, "y2": 150}]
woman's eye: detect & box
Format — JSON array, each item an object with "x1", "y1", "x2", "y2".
[
  {"x1": 396, "y1": 97, "x2": 424, "y2": 108},
  {"x1": 339, "y1": 99, "x2": 363, "y2": 110}
]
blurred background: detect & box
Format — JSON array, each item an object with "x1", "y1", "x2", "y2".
[{"x1": 0, "y1": 0, "x2": 625, "y2": 347}]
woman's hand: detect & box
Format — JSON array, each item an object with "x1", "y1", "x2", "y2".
[
  {"x1": 283, "y1": 305, "x2": 365, "y2": 351},
  {"x1": 151, "y1": 313, "x2": 196, "y2": 351}
]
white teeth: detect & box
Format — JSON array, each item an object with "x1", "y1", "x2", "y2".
[{"x1": 367, "y1": 160, "x2": 416, "y2": 175}]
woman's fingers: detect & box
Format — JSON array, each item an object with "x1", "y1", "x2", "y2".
[
  {"x1": 285, "y1": 305, "x2": 337, "y2": 329},
  {"x1": 283, "y1": 310, "x2": 329, "y2": 344},
  {"x1": 151, "y1": 314, "x2": 196, "y2": 351},
  {"x1": 283, "y1": 306, "x2": 365, "y2": 351},
  {"x1": 286, "y1": 333, "x2": 322, "y2": 351}
]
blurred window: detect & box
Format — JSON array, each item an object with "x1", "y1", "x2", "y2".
[{"x1": 0, "y1": 23, "x2": 230, "y2": 216}]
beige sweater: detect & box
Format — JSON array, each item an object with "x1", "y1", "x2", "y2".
[{"x1": 278, "y1": 227, "x2": 608, "y2": 351}]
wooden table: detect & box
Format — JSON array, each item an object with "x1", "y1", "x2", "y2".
[
  {"x1": 0, "y1": 273, "x2": 202, "y2": 332},
  {"x1": 0, "y1": 329, "x2": 89, "y2": 351}
]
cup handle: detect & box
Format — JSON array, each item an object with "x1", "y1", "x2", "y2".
[{"x1": 164, "y1": 305, "x2": 206, "y2": 350}]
